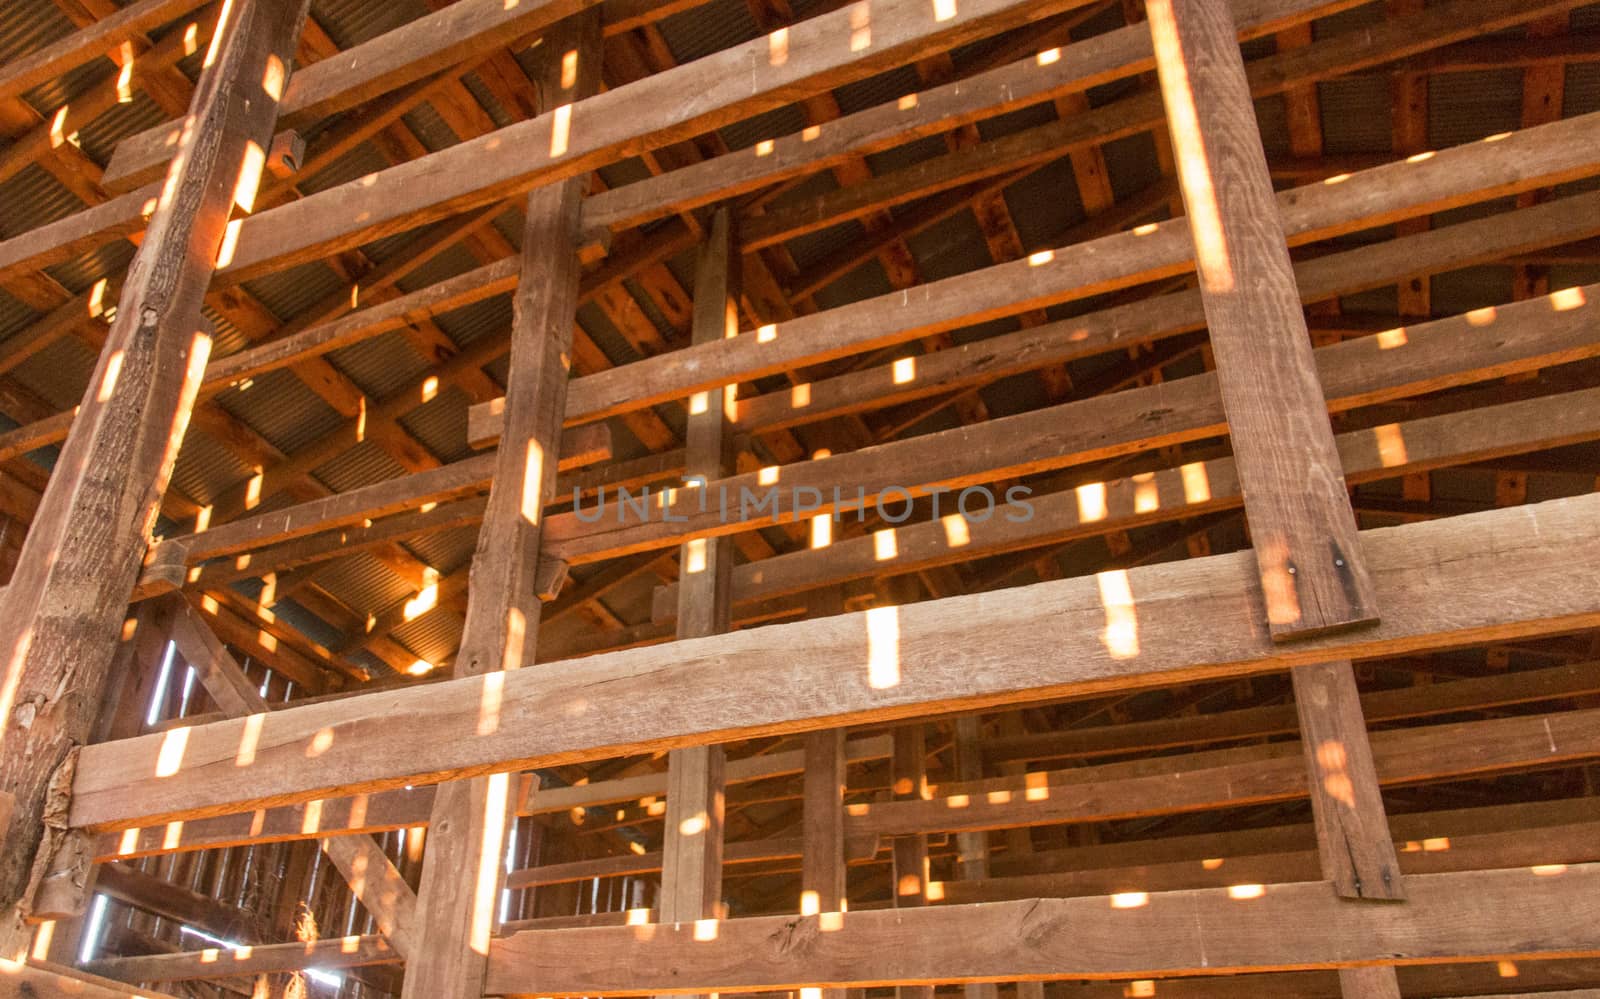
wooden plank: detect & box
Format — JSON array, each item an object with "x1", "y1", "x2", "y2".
[
  {"x1": 1151, "y1": 0, "x2": 1395, "y2": 923},
  {"x1": 511, "y1": 182, "x2": 1600, "y2": 457},
  {"x1": 800, "y1": 729, "x2": 848, "y2": 919},
  {"x1": 890, "y1": 726, "x2": 933, "y2": 999},
  {"x1": 1338, "y1": 967, "x2": 1403, "y2": 999},
  {"x1": 986, "y1": 659, "x2": 1600, "y2": 765},
  {"x1": 1290, "y1": 661, "x2": 1404, "y2": 900},
  {"x1": 936, "y1": 814, "x2": 1600, "y2": 903},
  {"x1": 320, "y1": 834, "x2": 419, "y2": 957},
  {"x1": 650, "y1": 379, "x2": 1600, "y2": 622},
  {"x1": 401, "y1": 14, "x2": 600, "y2": 999},
  {"x1": 488, "y1": 109, "x2": 1600, "y2": 433},
  {"x1": 0, "y1": 0, "x2": 310, "y2": 941},
  {"x1": 0, "y1": 957, "x2": 179, "y2": 997},
  {"x1": 87, "y1": 934, "x2": 398, "y2": 982},
  {"x1": 507, "y1": 833, "x2": 880, "y2": 890},
  {"x1": 161, "y1": 595, "x2": 270, "y2": 717},
  {"x1": 139, "y1": 425, "x2": 605, "y2": 567},
  {"x1": 66, "y1": 490, "x2": 1600, "y2": 832},
  {"x1": 0, "y1": 0, "x2": 210, "y2": 103},
  {"x1": 208, "y1": 0, "x2": 1095, "y2": 280},
  {"x1": 93, "y1": 736, "x2": 893, "y2": 861},
  {"x1": 484, "y1": 865, "x2": 1600, "y2": 992},
  {"x1": 732, "y1": 0, "x2": 1581, "y2": 253},
  {"x1": 1152, "y1": 0, "x2": 1375, "y2": 638},
  {"x1": 539, "y1": 283, "x2": 1600, "y2": 566},
  {"x1": 98, "y1": 0, "x2": 721, "y2": 187},
  {"x1": 92, "y1": 861, "x2": 257, "y2": 936},
  {"x1": 656, "y1": 208, "x2": 738, "y2": 951},
  {"x1": 846, "y1": 704, "x2": 1600, "y2": 838},
  {"x1": 950, "y1": 711, "x2": 998, "y2": 999}
]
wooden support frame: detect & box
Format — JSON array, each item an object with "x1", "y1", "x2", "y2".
[
  {"x1": 0, "y1": 0, "x2": 311, "y2": 948},
  {"x1": 401, "y1": 11, "x2": 601, "y2": 998},
  {"x1": 1148, "y1": 0, "x2": 1375, "y2": 639},
  {"x1": 67, "y1": 491, "x2": 1600, "y2": 831},
  {"x1": 3, "y1": 0, "x2": 1598, "y2": 986},
  {"x1": 890, "y1": 724, "x2": 933, "y2": 999},
  {"x1": 1145, "y1": 0, "x2": 1403, "y2": 935},
  {"x1": 656, "y1": 207, "x2": 739, "y2": 947},
  {"x1": 485, "y1": 865, "x2": 1600, "y2": 993}
]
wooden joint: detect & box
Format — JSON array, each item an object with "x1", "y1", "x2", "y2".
[
  {"x1": 267, "y1": 130, "x2": 306, "y2": 178},
  {"x1": 131, "y1": 538, "x2": 191, "y2": 600},
  {"x1": 535, "y1": 555, "x2": 570, "y2": 602}
]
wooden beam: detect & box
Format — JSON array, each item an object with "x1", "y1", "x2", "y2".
[
  {"x1": 845, "y1": 704, "x2": 1600, "y2": 838},
  {"x1": 648, "y1": 380, "x2": 1600, "y2": 624},
  {"x1": 0, "y1": 0, "x2": 210, "y2": 103},
  {"x1": 98, "y1": 0, "x2": 723, "y2": 187},
  {"x1": 0, "y1": 956, "x2": 179, "y2": 997},
  {"x1": 731, "y1": 0, "x2": 1580, "y2": 255},
  {"x1": 475, "y1": 108, "x2": 1600, "y2": 436},
  {"x1": 133, "y1": 427, "x2": 605, "y2": 575},
  {"x1": 1155, "y1": 0, "x2": 1376, "y2": 638},
  {"x1": 1290, "y1": 662, "x2": 1404, "y2": 901},
  {"x1": 93, "y1": 736, "x2": 893, "y2": 861},
  {"x1": 92, "y1": 861, "x2": 258, "y2": 938},
  {"x1": 890, "y1": 725, "x2": 932, "y2": 999},
  {"x1": 508, "y1": 832, "x2": 879, "y2": 890},
  {"x1": 950, "y1": 711, "x2": 998, "y2": 999},
  {"x1": 720, "y1": 184, "x2": 1600, "y2": 439},
  {"x1": 87, "y1": 934, "x2": 399, "y2": 982},
  {"x1": 938, "y1": 801, "x2": 1600, "y2": 902},
  {"x1": 402, "y1": 13, "x2": 600, "y2": 999},
  {"x1": 484, "y1": 865, "x2": 1600, "y2": 993},
  {"x1": 161, "y1": 595, "x2": 271, "y2": 718},
  {"x1": 986, "y1": 660, "x2": 1600, "y2": 765},
  {"x1": 492, "y1": 180, "x2": 1600, "y2": 461},
  {"x1": 0, "y1": 0, "x2": 309, "y2": 943},
  {"x1": 538, "y1": 283, "x2": 1600, "y2": 566},
  {"x1": 800, "y1": 729, "x2": 847, "y2": 923},
  {"x1": 656, "y1": 208, "x2": 738, "y2": 947},
  {"x1": 320, "y1": 834, "x2": 419, "y2": 957},
  {"x1": 67, "y1": 491, "x2": 1600, "y2": 832},
  {"x1": 200, "y1": 0, "x2": 1092, "y2": 281}
]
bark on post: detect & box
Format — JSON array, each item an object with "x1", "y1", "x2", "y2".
[{"x1": 0, "y1": 0, "x2": 309, "y2": 955}]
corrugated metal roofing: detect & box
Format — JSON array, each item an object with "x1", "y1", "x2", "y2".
[{"x1": 1430, "y1": 68, "x2": 1525, "y2": 146}]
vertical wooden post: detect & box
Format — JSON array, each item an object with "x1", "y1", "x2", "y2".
[
  {"x1": 0, "y1": 0, "x2": 309, "y2": 953},
  {"x1": 656, "y1": 208, "x2": 737, "y2": 986},
  {"x1": 951, "y1": 717, "x2": 998, "y2": 999},
  {"x1": 891, "y1": 724, "x2": 933, "y2": 999},
  {"x1": 1146, "y1": 6, "x2": 1406, "y2": 999},
  {"x1": 401, "y1": 12, "x2": 600, "y2": 999},
  {"x1": 801, "y1": 728, "x2": 847, "y2": 999}
]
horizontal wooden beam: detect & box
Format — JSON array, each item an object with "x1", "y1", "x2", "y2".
[
  {"x1": 647, "y1": 377, "x2": 1600, "y2": 619},
  {"x1": 67, "y1": 489, "x2": 1600, "y2": 831},
  {"x1": 539, "y1": 282, "x2": 1600, "y2": 565},
  {"x1": 0, "y1": 0, "x2": 209, "y2": 103},
  {"x1": 97, "y1": 0, "x2": 723, "y2": 189},
  {"x1": 0, "y1": 957, "x2": 179, "y2": 998},
  {"x1": 984, "y1": 660, "x2": 1600, "y2": 764},
  {"x1": 484, "y1": 865, "x2": 1600, "y2": 993},
  {"x1": 130, "y1": 423, "x2": 607, "y2": 584},
  {"x1": 937, "y1": 812, "x2": 1600, "y2": 903},
  {"x1": 473, "y1": 109, "x2": 1600, "y2": 435},
  {"x1": 91, "y1": 736, "x2": 891, "y2": 860},
  {"x1": 86, "y1": 934, "x2": 398, "y2": 983},
  {"x1": 847, "y1": 704, "x2": 1600, "y2": 837},
  {"x1": 211, "y1": 0, "x2": 1090, "y2": 280}
]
